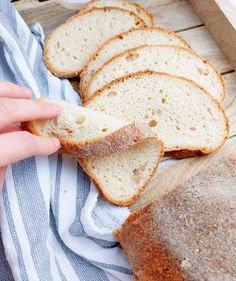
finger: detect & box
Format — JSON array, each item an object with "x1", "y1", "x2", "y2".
[
  {"x1": 0, "y1": 99, "x2": 61, "y2": 130},
  {"x1": 0, "y1": 167, "x2": 6, "y2": 190},
  {"x1": 0, "y1": 81, "x2": 32, "y2": 99},
  {"x1": 0, "y1": 131, "x2": 60, "y2": 167}
]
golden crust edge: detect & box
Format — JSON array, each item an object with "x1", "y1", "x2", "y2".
[{"x1": 85, "y1": 44, "x2": 225, "y2": 103}]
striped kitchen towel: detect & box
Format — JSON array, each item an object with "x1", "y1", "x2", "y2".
[{"x1": 0, "y1": 1, "x2": 133, "y2": 280}]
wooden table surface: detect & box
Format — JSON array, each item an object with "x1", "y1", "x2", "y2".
[{"x1": 13, "y1": 0, "x2": 236, "y2": 209}]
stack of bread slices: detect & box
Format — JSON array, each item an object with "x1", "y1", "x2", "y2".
[{"x1": 25, "y1": 0, "x2": 229, "y2": 206}]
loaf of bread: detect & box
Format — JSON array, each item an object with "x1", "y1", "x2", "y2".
[
  {"x1": 85, "y1": 71, "x2": 229, "y2": 158},
  {"x1": 115, "y1": 149, "x2": 236, "y2": 280},
  {"x1": 80, "y1": 27, "x2": 191, "y2": 99},
  {"x1": 44, "y1": 7, "x2": 145, "y2": 77},
  {"x1": 22, "y1": 98, "x2": 155, "y2": 159},
  {"x1": 79, "y1": 0, "x2": 154, "y2": 27},
  {"x1": 87, "y1": 45, "x2": 225, "y2": 102}
]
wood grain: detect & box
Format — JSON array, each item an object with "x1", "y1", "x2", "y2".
[
  {"x1": 133, "y1": 0, "x2": 181, "y2": 9},
  {"x1": 152, "y1": 0, "x2": 202, "y2": 31},
  {"x1": 189, "y1": 0, "x2": 236, "y2": 71},
  {"x1": 15, "y1": 1, "x2": 77, "y2": 35},
  {"x1": 223, "y1": 71, "x2": 236, "y2": 138},
  {"x1": 179, "y1": 26, "x2": 233, "y2": 73}
]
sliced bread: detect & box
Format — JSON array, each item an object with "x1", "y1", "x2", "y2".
[
  {"x1": 85, "y1": 71, "x2": 229, "y2": 157},
  {"x1": 79, "y1": 0, "x2": 154, "y2": 27},
  {"x1": 80, "y1": 27, "x2": 191, "y2": 99},
  {"x1": 44, "y1": 7, "x2": 145, "y2": 78},
  {"x1": 87, "y1": 45, "x2": 225, "y2": 102},
  {"x1": 22, "y1": 98, "x2": 154, "y2": 159},
  {"x1": 79, "y1": 136, "x2": 163, "y2": 205}
]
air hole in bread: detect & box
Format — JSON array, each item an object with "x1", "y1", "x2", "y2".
[
  {"x1": 76, "y1": 115, "x2": 85, "y2": 125},
  {"x1": 162, "y1": 97, "x2": 167, "y2": 104},
  {"x1": 135, "y1": 21, "x2": 140, "y2": 26},
  {"x1": 149, "y1": 120, "x2": 157, "y2": 127},
  {"x1": 133, "y1": 164, "x2": 146, "y2": 182},
  {"x1": 73, "y1": 56, "x2": 78, "y2": 60},
  {"x1": 197, "y1": 67, "x2": 204, "y2": 75},
  {"x1": 56, "y1": 42, "x2": 60, "y2": 49},
  {"x1": 176, "y1": 125, "x2": 180, "y2": 131},
  {"x1": 125, "y1": 53, "x2": 140, "y2": 62},
  {"x1": 204, "y1": 69, "x2": 209, "y2": 76},
  {"x1": 190, "y1": 127, "x2": 197, "y2": 131},
  {"x1": 207, "y1": 108, "x2": 213, "y2": 116},
  {"x1": 144, "y1": 114, "x2": 149, "y2": 120},
  {"x1": 160, "y1": 89, "x2": 163, "y2": 94},
  {"x1": 102, "y1": 128, "x2": 108, "y2": 132},
  {"x1": 63, "y1": 128, "x2": 73, "y2": 135}
]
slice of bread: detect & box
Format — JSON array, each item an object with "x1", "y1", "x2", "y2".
[
  {"x1": 44, "y1": 7, "x2": 145, "y2": 78},
  {"x1": 85, "y1": 71, "x2": 229, "y2": 157},
  {"x1": 22, "y1": 98, "x2": 155, "y2": 159},
  {"x1": 87, "y1": 45, "x2": 225, "y2": 102},
  {"x1": 79, "y1": 0, "x2": 154, "y2": 27},
  {"x1": 79, "y1": 136, "x2": 163, "y2": 205},
  {"x1": 80, "y1": 27, "x2": 191, "y2": 99}
]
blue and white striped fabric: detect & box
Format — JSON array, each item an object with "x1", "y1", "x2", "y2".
[{"x1": 0, "y1": 1, "x2": 134, "y2": 280}]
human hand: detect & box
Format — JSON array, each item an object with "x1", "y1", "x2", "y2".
[{"x1": 0, "y1": 81, "x2": 61, "y2": 189}]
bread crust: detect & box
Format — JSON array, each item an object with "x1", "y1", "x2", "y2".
[
  {"x1": 114, "y1": 204, "x2": 186, "y2": 281},
  {"x1": 115, "y1": 154, "x2": 236, "y2": 280},
  {"x1": 79, "y1": 0, "x2": 154, "y2": 27},
  {"x1": 22, "y1": 120, "x2": 156, "y2": 159},
  {"x1": 78, "y1": 136, "x2": 164, "y2": 206},
  {"x1": 84, "y1": 70, "x2": 229, "y2": 158},
  {"x1": 86, "y1": 44, "x2": 226, "y2": 102},
  {"x1": 80, "y1": 27, "x2": 192, "y2": 99},
  {"x1": 44, "y1": 7, "x2": 146, "y2": 78}
]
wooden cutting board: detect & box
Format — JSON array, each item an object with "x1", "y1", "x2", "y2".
[{"x1": 13, "y1": 0, "x2": 236, "y2": 209}]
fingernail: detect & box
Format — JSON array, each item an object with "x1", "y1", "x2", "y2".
[
  {"x1": 50, "y1": 104, "x2": 61, "y2": 114},
  {"x1": 52, "y1": 138, "x2": 61, "y2": 148}
]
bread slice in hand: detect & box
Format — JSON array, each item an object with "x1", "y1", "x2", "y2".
[
  {"x1": 87, "y1": 45, "x2": 225, "y2": 102},
  {"x1": 85, "y1": 71, "x2": 229, "y2": 158},
  {"x1": 22, "y1": 98, "x2": 163, "y2": 205},
  {"x1": 79, "y1": 136, "x2": 163, "y2": 205},
  {"x1": 22, "y1": 98, "x2": 155, "y2": 159},
  {"x1": 44, "y1": 7, "x2": 145, "y2": 78},
  {"x1": 80, "y1": 27, "x2": 191, "y2": 99},
  {"x1": 79, "y1": 0, "x2": 154, "y2": 27}
]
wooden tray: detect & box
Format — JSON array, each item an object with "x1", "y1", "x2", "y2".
[{"x1": 13, "y1": 0, "x2": 236, "y2": 210}]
